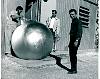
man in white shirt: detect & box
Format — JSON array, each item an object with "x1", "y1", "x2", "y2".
[{"x1": 46, "y1": 10, "x2": 60, "y2": 52}]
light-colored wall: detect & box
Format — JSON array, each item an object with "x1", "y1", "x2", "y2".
[
  {"x1": 40, "y1": 0, "x2": 56, "y2": 24},
  {"x1": 79, "y1": 0, "x2": 91, "y2": 50},
  {"x1": 1, "y1": 0, "x2": 6, "y2": 56},
  {"x1": 79, "y1": 0, "x2": 98, "y2": 49}
]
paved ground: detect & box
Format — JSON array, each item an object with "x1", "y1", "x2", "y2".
[{"x1": 1, "y1": 49, "x2": 98, "y2": 79}]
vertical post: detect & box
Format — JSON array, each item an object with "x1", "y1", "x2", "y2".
[
  {"x1": 38, "y1": 0, "x2": 41, "y2": 22},
  {"x1": 36, "y1": 0, "x2": 41, "y2": 22},
  {"x1": 36, "y1": 0, "x2": 38, "y2": 21},
  {"x1": 4, "y1": 0, "x2": 8, "y2": 53},
  {"x1": 31, "y1": 2, "x2": 33, "y2": 20}
]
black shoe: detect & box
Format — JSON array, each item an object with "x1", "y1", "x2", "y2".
[
  {"x1": 56, "y1": 57, "x2": 61, "y2": 64},
  {"x1": 68, "y1": 70, "x2": 77, "y2": 74}
]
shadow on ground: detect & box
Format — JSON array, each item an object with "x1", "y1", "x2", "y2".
[{"x1": 49, "y1": 54, "x2": 70, "y2": 71}]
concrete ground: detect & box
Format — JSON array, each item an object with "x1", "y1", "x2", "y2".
[{"x1": 1, "y1": 49, "x2": 98, "y2": 79}]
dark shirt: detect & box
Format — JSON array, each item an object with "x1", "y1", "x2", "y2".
[{"x1": 70, "y1": 17, "x2": 83, "y2": 40}]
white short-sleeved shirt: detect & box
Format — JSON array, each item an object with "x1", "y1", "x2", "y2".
[{"x1": 49, "y1": 18, "x2": 56, "y2": 29}]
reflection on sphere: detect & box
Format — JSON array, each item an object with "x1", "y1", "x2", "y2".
[{"x1": 11, "y1": 20, "x2": 53, "y2": 60}]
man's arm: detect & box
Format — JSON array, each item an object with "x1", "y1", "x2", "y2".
[
  {"x1": 74, "y1": 20, "x2": 83, "y2": 47},
  {"x1": 76, "y1": 20, "x2": 83, "y2": 41},
  {"x1": 56, "y1": 19, "x2": 60, "y2": 35},
  {"x1": 46, "y1": 17, "x2": 50, "y2": 27}
]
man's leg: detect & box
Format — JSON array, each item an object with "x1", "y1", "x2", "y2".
[
  {"x1": 69, "y1": 46, "x2": 78, "y2": 71},
  {"x1": 70, "y1": 46, "x2": 78, "y2": 70},
  {"x1": 53, "y1": 35, "x2": 56, "y2": 52},
  {"x1": 68, "y1": 39, "x2": 81, "y2": 74},
  {"x1": 49, "y1": 28, "x2": 56, "y2": 52}
]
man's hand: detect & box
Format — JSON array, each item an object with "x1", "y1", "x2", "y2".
[
  {"x1": 74, "y1": 40, "x2": 78, "y2": 47},
  {"x1": 55, "y1": 34, "x2": 60, "y2": 42}
]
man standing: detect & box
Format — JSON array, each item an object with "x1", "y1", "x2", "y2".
[
  {"x1": 68, "y1": 9, "x2": 83, "y2": 74},
  {"x1": 5, "y1": 6, "x2": 23, "y2": 54},
  {"x1": 46, "y1": 10, "x2": 60, "y2": 52}
]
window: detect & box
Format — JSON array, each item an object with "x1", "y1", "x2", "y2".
[{"x1": 79, "y1": 6, "x2": 90, "y2": 28}]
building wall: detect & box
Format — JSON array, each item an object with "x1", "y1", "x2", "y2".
[
  {"x1": 89, "y1": 3, "x2": 98, "y2": 48},
  {"x1": 79, "y1": 0, "x2": 91, "y2": 50},
  {"x1": 78, "y1": 0, "x2": 97, "y2": 50},
  {"x1": 1, "y1": 0, "x2": 6, "y2": 56},
  {"x1": 40, "y1": 0, "x2": 56, "y2": 24}
]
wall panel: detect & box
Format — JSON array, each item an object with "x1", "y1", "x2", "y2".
[{"x1": 79, "y1": 0, "x2": 97, "y2": 49}]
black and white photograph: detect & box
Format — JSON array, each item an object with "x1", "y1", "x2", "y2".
[{"x1": 1, "y1": 0, "x2": 99, "y2": 79}]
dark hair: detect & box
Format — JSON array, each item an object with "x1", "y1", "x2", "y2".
[
  {"x1": 52, "y1": 10, "x2": 57, "y2": 14},
  {"x1": 16, "y1": 6, "x2": 23, "y2": 11},
  {"x1": 69, "y1": 9, "x2": 77, "y2": 14}
]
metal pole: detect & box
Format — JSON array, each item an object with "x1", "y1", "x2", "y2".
[{"x1": 31, "y1": 2, "x2": 33, "y2": 20}]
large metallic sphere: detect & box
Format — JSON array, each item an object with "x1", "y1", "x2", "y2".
[{"x1": 11, "y1": 20, "x2": 53, "y2": 60}]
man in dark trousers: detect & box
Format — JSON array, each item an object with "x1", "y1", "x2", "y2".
[{"x1": 68, "y1": 9, "x2": 83, "y2": 74}]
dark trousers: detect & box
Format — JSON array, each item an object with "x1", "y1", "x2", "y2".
[
  {"x1": 49, "y1": 28, "x2": 56, "y2": 49},
  {"x1": 68, "y1": 36, "x2": 81, "y2": 71}
]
